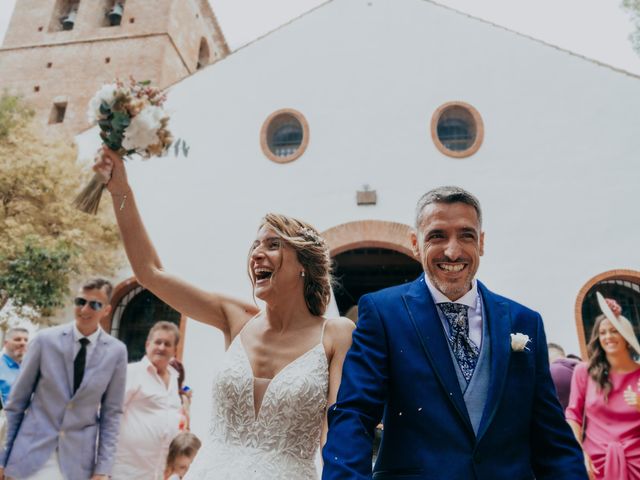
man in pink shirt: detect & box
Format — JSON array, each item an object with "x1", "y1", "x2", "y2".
[{"x1": 111, "y1": 321, "x2": 183, "y2": 480}]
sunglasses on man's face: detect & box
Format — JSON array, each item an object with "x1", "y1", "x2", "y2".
[{"x1": 73, "y1": 297, "x2": 104, "y2": 311}]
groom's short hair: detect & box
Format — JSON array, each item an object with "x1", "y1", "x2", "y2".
[
  {"x1": 81, "y1": 278, "x2": 114, "y2": 301},
  {"x1": 415, "y1": 186, "x2": 483, "y2": 228}
]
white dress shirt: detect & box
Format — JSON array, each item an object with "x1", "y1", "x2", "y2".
[
  {"x1": 72, "y1": 324, "x2": 101, "y2": 363},
  {"x1": 424, "y1": 274, "x2": 484, "y2": 349},
  {"x1": 110, "y1": 356, "x2": 182, "y2": 480}
]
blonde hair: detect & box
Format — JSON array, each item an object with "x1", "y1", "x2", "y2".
[
  {"x1": 165, "y1": 432, "x2": 202, "y2": 472},
  {"x1": 250, "y1": 213, "x2": 332, "y2": 316}
]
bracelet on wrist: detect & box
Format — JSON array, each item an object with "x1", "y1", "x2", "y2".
[{"x1": 110, "y1": 188, "x2": 132, "y2": 211}]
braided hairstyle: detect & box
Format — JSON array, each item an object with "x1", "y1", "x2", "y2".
[{"x1": 250, "y1": 213, "x2": 332, "y2": 316}]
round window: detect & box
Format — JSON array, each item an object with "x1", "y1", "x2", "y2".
[
  {"x1": 431, "y1": 102, "x2": 484, "y2": 158},
  {"x1": 260, "y1": 109, "x2": 309, "y2": 163}
]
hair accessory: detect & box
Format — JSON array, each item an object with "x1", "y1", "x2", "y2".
[
  {"x1": 298, "y1": 227, "x2": 325, "y2": 246},
  {"x1": 596, "y1": 292, "x2": 640, "y2": 356}
]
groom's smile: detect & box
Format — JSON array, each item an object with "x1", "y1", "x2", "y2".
[{"x1": 438, "y1": 262, "x2": 466, "y2": 273}]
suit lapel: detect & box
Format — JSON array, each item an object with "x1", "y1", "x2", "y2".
[
  {"x1": 61, "y1": 324, "x2": 75, "y2": 397},
  {"x1": 476, "y1": 282, "x2": 512, "y2": 441},
  {"x1": 402, "y1": 277, "x2": 474, "y2": 435}
]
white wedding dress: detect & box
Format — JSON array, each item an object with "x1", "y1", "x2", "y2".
[{"x1": 185, "y1": 322, "x2": 329, "y2": 480}]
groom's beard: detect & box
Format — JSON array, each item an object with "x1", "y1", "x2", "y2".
[
  {"x1": 427, "y1": 259, "x2": 474, "y2": 300},
  {"x1": 435, "y1": 280, "x2": 472, "y2": 300}
]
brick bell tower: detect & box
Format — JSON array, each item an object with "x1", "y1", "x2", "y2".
[{"x1": 0, "y1": 0, "x2": 230, "y2": 135}]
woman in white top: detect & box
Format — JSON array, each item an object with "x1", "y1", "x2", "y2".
[{"x1": 94, "y1": 148, "x2": 355, "y2": 479}]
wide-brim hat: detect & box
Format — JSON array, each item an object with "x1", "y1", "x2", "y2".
[{"x1": 596, "y1": 291, "x2": 640, "y2": 356}]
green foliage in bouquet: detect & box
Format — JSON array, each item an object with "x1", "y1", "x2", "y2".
[{"x1": 99, "y1": 106, "x2": 132, "y2": 153}]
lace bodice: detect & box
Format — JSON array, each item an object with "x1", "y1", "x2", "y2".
[{"x1": 185, "y1": 329, "x2": 329, "y2": 479}]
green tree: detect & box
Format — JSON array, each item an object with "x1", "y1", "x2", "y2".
[
  {"x1": 0, "y1": 93, "x2": 122, "y2": 325},
  {"x1": 623, "y1": 0, "x2": 640, "y2": 54}
]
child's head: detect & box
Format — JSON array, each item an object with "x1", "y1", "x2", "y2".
[{"x1": 166, "y1": 432, "x2": 202, "y2": 479}]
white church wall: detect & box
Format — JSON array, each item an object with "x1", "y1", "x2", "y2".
[{"x1": 77, "y1": 0, "x2": 640, "y2": 438}]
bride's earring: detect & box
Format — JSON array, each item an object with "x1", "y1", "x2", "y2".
[{"x1": 300, "y1": 271, "x2": 305, "y2": 278}]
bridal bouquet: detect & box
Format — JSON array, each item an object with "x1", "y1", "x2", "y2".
[{"x1": 73, "y1": 78, "x2": 173, "y2": 214}]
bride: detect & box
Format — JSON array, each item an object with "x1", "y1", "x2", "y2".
[{"x1": 94, "y1": 148, "x2": 355, "y2": 479}]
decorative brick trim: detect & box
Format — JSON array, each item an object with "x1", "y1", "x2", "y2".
[
  {"x1": 574, "y1": 269, "x2": 640, "y2": 358},
  {"x1": 322, "y1": 220, "x2": 416, "y2": 258},
  {"x1": 430, "y1": 101, "x2": 484, "y2": 158},
  {"x1": 103, "y1": 276, "x2": 138, "y2": 332}
]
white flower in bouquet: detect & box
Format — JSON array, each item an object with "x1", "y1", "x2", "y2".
[
  {"x1": 122, "y1": 105, "x2": 168, "y2": 155},
  {"x1": 87, "y1": 83, "x2": 119, "y2": 124}
]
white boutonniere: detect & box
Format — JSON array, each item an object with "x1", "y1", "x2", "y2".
[{"x1": 510, "y1": 333, "x2": 530, "y2": 352}]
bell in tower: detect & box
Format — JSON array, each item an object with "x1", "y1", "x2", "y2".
[
  {"x1": 60, "y1": 7, "x2": 77, "y2": 30},
  {"x1": 107, "y1": 2, "x2": 124, "y2": 26}
]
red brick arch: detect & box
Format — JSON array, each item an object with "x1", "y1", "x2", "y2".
[
  {"x1": 574, "y1": 269, "x2": 640, "y2": 358},
  {"x1": 322, "y1": 220, "x2": 416, "y2": 258}
]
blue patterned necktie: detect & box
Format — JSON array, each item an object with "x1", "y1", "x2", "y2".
[{"x1": 438, "y1": 302, "x2": 479, "y2": 383}]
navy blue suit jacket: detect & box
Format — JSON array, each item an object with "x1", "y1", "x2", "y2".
[{"x1": 322, "y1": 277, "x2": 587, "y2": 480}]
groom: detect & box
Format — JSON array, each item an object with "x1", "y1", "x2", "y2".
[{"x1": 322, "y1": 186, "x2": 586, "y2": 479}]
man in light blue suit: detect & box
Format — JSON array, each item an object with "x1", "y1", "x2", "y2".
[
  {"x1": 0, "y1": 278, "x2": 127, "y2": 480},
  {"x1": 323, "y1": 186, "x2": 587, "y2": 479}
]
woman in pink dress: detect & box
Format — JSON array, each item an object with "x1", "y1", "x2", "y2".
[{"x1": 566, "y1": 293, "x2": 640, "y2": 480}]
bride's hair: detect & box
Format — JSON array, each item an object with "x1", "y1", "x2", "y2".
[{"x1": 251, "y1": 213, "x2": 333, "y2": 316}]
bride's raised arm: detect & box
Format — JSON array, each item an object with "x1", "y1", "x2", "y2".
[{"x1": 95, "y1": 147, "x2": 257, "y2": 338}]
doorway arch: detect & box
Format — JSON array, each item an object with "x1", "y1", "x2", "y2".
[
  {"x1": 108, "y1": 278, "x2": 186, "y2": 361},
  {"x1": 575, "y1": 269, "x2": 640, "y2": 358},
  {"x1": 322, "y1": 220, "x2": 422, "y2": 317}
]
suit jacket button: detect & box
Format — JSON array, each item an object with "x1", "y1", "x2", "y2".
[
  {"x1": 67, "y1": 402, "x2": 73, "y2": 409},
  {"x1": 59, "y1": 430, "x2": 65, "y2": 437},
  {"x1": 473, "y1": 453, "x2": 482, "y2": 463}
]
